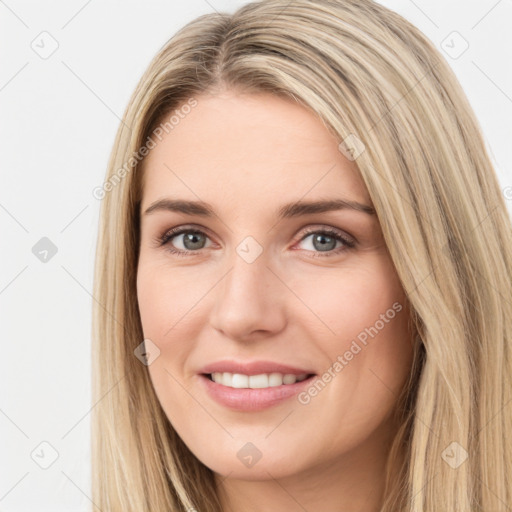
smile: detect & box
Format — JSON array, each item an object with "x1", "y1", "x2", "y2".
[{"x1": 208, "y1": 372, "x2": 310, "y2": 388}]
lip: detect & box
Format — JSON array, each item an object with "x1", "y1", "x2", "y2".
[
  {"x1": 199, "y1": 359, "x2": 315, "y2": 376},
  {"x1": 198, "y1": 359, "x2": 316, "y2": 412}
]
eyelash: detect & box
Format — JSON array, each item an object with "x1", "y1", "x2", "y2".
[{"x1": 156, "y1": 225, "x2": 356, "y2": 259}]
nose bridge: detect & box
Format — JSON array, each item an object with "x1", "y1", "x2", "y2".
[
  {"x1": 226, "y1": 247, "x2": 269, "y2": 297},
  {"x1": 209, "y1": 244, "x2": 286, "y2": 339}
]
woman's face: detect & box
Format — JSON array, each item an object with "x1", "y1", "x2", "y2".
[{"x1": 137, "y1": 90, "x2": 414, "y2": 481}]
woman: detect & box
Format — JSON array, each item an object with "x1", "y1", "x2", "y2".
[{"x1": 91, "y1": 0, "x2": 512, "y2": 510}]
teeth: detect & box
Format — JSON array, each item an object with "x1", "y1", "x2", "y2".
[
  {"x1": 249, "y1": 374, "x2": 268, "y2": 388},
  {"x1": 268, "y1": 372, "x2": 283, "y2": 387},
  {"x1": 210, "y1": 372, "x2": 309, "y2": 388},
  {"x1": 283, "y1": 374, "x2": 298, "y2": 385},
  {"x1": 232, "y1": 373, "x2": 248, "y2": 388}
]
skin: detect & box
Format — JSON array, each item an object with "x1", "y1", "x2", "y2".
[{"x1": 137, "y1": 88, "x2": 415, "y2": 512}]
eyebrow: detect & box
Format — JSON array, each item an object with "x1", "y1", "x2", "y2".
[{"x1": 144, "y1": 198, "x2": 376, "y2": 218}]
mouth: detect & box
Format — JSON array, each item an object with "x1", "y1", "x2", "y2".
[
  {"x1": 198, "y1": 370, "x2": 317, "y2": 411},
  {"x1": 202, "y1": 371, "x2": 315, "y2": 389},
  {"x1": 197, "y1": 360, "x2": 317, "y2": 411}
]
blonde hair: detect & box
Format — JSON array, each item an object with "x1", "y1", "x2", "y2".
[{"x1": 92, "y1": 0, "x2": 512, "y2": 510}]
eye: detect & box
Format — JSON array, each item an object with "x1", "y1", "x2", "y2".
[
  {"x1": 156, "y1": 225, "x2": 356, "y2": 258},
  {"x1": 157, "y1": 226, "x2": 213, "y2": 256},
  {"x1": 295, "y1": 227, "x2": 355, "y2": 258}
]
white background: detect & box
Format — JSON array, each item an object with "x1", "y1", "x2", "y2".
[{"x1": 0, "y1": 1, "x2": 511, "y2": 510}]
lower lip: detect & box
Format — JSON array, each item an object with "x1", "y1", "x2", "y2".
[{"x1": 199, "y1": 374, "x2": 316, "y2": 411}]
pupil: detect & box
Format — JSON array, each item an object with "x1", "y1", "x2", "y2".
[
  {"x1": 184, "y1": 232, "x2": 205, "y2": 250},
  {"x1": 313, "y1": 234, "x2": 335, "y2": 251}
]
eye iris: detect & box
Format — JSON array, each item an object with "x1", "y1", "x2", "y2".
[
  {"x1": 183, "y1": 232, "x2": 206, "y2": 250},
  {"x1": 313, "y1": 233, "x2": 336, "y2": 251}
]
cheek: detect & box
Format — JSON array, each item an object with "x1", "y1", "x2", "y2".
[
  {"x1": 137, "y1": 269, "x2": 172, "y2": 339},
  {"x1": 136, "y1": 259, "x2": 209, "y2": 387},
  {"x1": 290, "y1": 260, "x2": 406, "y2": 344},
  {"x1": 137, "y1": 264, "x2": 198, "y2": 425},
  {"x1": 136, "y1": 264, "x2": 194, "y2": 399},
  {"x1": 290, "y1": 259, "x2": 413, "y2": 405},
  {"x1": 296, "y1": 269, "x2": 412, "y2": 450},
  {"x1": 136, "y1": 261, "x2": 205, "y2": 339}
]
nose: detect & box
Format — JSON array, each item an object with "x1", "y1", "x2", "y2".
[{"x1": 209, "y1": 251, "x2": 287, "y2": 342}]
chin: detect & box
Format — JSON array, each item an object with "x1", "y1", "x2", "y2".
[{"x1": 188, "y1": 436, "x2": 314, "y2": 481}]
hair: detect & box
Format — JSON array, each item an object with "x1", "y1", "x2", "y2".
[{"x1": 91, "y1": 0, "x2": 512, "y2": 510}]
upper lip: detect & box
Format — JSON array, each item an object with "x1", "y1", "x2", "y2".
[{"x1": 199, "y1": 360, "x2": 316, "y2": 376}]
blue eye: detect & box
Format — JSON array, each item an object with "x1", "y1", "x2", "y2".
[
  {"x1": 159, "y1": 228, "x2": 212, "y2": 256},
  {"x1": 157, "y1": 226, "x2": 355, "y2": 258},
  {"x1": 296, "y1": 228, "x2": 355, "y2": 257}
]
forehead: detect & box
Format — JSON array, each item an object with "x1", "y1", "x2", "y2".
[{"x1": 140, "y1": 91, "x2": 370, "y2": 209}]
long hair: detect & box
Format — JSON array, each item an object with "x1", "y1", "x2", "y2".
[{"x1": 91, "y1": 1, "x2": 512, "y2": 510}]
